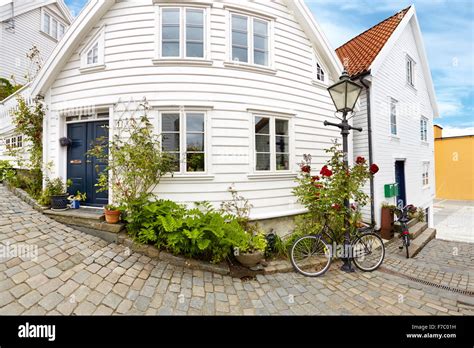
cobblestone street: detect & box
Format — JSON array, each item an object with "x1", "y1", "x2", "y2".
[{"x1": 1, "y1": 186, "x2": 473, "y2": 315}]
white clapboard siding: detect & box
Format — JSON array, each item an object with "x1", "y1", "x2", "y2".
[
  {"x1": 42, "y1": 0, "x2": 342, "y2": 219},
  {"x1": 0, "y1": 3, "x2": 70, "y2": 85},
  {"x1": 370, "y1": 21, "x2": 435, "y2": 227}
]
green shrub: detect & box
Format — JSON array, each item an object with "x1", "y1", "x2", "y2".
[
  {"x1": 38, "y1": 177, "x2": 70, "y2": 206},
  {"x1": 0, "y1": 160, "x2": 14, "y2": 182},
  {"x1": 127, "y1": 200, "x2": 249, "y2": 263}
]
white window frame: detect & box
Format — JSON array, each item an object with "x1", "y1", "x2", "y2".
[
  {"x1": 406, "y1": 55, "x2": 415, "y2": 87},
  {"x1": 229, "y1": 11, "x2": 273, "y2": 68},
  {"x1": 4, "y1": 135, "x2": 23, "y2": 149},
  {"x1": 252, "y1": 115, "x2": 292, "y2": 173},
  {"x1": 41, "y1": 8, "x2": 66, "y2": 41},
  {"x1": 420, "y1": 116, "x2": 428, "y2": 142},
  {"x1": 159, "y1": 110, "x2": 209, "y2": 175},
  {"x1": 390, "y1": 98, "x2": 398, "y2": 136},
  {"x1": 79, "y1": 25, "x2": 106, "y2": 72},
  {"x1": 422, "y1": 162, "x2": 430, "y2": 187},
  {"x1": 155, "y1": 5, "x2": 210, "y2": 61}
]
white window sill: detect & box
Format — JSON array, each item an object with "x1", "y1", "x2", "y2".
[
  {"x1": 311, "y1": 79, "x2": 327, "y2": 88},
  {"x1": 79, "y1": 64, "x2": 106, "y2": 73},
  {"x1": 224, "y1": 62, "x2": 277, "y2": 75},
  {"x1": 40, "y1": 30, "x2": 58, "y2": 42},
  {"x1": 406, "y1": 83, "x2": 417, "y2": 92},
  {"x1": 160, "y1": 174, "x2": 215, "y2": 182},
  {"x1": 390, "y1": 135, "x2": 400, "y2": 140},
  {"x1": 422, "y1": 185, "x2": 430, "y2": 190},
  {"x1": 247, "y1": 172, "x2": 297, "y2": 180},
  {"x1": 152, "y1": 58, "x2": 213, "y2": 66},
  {"x1": 421, "y1": 140, "x2": 429, "y2": 145}
]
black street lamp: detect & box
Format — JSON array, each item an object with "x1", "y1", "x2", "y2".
[{"x1": 325, "y1": 70, "x2": 363, "y2": 273}]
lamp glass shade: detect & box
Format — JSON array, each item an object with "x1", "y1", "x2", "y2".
[
  {"x1": 346, "y1": 81, "x2": 362, "y2": 111},
  {"x1": 327, "y1": 76, "x2": 363, "y2": 113}
]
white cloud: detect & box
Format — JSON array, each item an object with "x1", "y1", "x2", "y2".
[{"x1": 440, "y1": 126, "x2": 474, "y2": 137}]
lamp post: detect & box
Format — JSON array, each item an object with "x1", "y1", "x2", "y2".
[{"x1": 325, "y1": 70, "x2": 363, "y2": 273}]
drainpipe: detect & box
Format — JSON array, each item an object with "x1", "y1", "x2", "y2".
[{"x1": 359, "y1": 77, "x2": 375, "y2": 226}]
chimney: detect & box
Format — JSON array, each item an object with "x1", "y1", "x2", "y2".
[{"x1": 434, "y1": 125, "x2": 443, "y2": 139}]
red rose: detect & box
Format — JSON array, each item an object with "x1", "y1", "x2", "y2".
[
  {"x1": 356, "y1": 156, "x2": 366, "y2": 164},
  {"x1": 314, "y1": 183, "x2": 323, "y2": 189},
  {"x1": 311, "y1": 176, "x2": 320, "y2": 182},
  {"x1": 351, "y1": 203, "x2": 357, "y2": 210},
  {"x1": 370, "y1": 164, "x2": 379, "y2": 174},
  {"x1": 332, "y1": 203, "x2": 341, "y2": 211},
  {"x1": 301, "y1": 165, "x2": 311, "y2": 173},
  {"x1": 320, "y1": 166, "x2": 333, "y2": 177}
]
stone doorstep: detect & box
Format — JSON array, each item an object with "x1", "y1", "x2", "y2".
[
  {"x1": 43, "y1": 211, "x2": 125, "y2": 234},
  {"x1": 409, "y1": 228, "x2": 437, "y2": 258}
]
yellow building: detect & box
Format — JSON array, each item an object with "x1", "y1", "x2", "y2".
[{"x1": 434, "y1": 125, "x2": 474, "y2": 200}]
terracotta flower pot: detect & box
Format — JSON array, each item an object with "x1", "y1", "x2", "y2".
[
  {"x1": 104, "y1": 209, "x2": 120, "y2": 224},
  {"x1": 235, "y1": 251, "x2": 264, "y2": 268}
]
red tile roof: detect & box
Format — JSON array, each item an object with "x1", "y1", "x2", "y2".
[{"x1": 336, "y1": 6, "x2": 411, "y2": 77}]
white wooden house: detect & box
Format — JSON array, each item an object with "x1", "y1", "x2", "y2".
[
  {"x1": 20, "y1": 0, "x2": 345, "y2": 234},
  {"x1": 336, "y1": 5, "x2": 438, "y2": 228}
]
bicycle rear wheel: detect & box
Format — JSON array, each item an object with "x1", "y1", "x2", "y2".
[
  {"x1": 404, "y1": 235, "x2": 410, "y2": 259},
  {"x1": 290, "y1": 235, "x2": 332, "y2": 277},
  {"x1": 352, "y1": 232, "x2": 385, "y2": 272}
]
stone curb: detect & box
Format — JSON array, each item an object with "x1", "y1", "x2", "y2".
[
  {"x1": 3, "y1": 182, "x2": 49, "y2": 213},
  {"x1": 118, "y1": 233, "x2": 231, "y2": 276}
]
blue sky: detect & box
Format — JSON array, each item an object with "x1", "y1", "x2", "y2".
[{"x1": 65, "y1": 0, "x2": 473, "y2": 136}]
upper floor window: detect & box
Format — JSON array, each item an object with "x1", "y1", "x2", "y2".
[
  {"x1": 42, "y1": 10, "x2": 66, "y2": 40},
  {"x1": 254, "y1": 116, "x2": 290, "y2": 172},
  {"x1": 422, "y1": 162, "x2": 429, "y2": 186},
  {"x1": 406, "y1": 55, "x2": 415, "y2": 86},
  {"x1": 231, "y1": 13, "x2": 270, "y2": 67},
  {"x1": 80, "y1": 26, "x2": 106, "y2": 71},
  {"x1": 160, "y1": 7, "x2": 206, "y2": 59},
  {"x1": 87, "y1": 43, "x2": 99, "y2": 65},
  {"x1": 390, "y1": 98, "x2": 398, "y2": 136},
  {"x1": 161, "y1": 111, "x2": 206, "y2": 173},
  {"x1": 316, "y1": 63, "x2": 325, "y2": 82},
  {"x1": 420, "y1": 117, "x2": 428, "y2": 142}
]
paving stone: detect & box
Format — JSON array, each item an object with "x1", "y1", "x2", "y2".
[{"x1": 38, "y1": 292, "x2": 64, "y2": 311}]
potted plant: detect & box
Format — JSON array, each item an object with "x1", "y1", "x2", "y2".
[
  {"x1": 380, "y1": 202, "x2": 396, "y2": 239},
  {"x1": 46, "y1": 178, "x2": 71, "y2": 211},
  {"x1": 104, "y1": 204, "x2": 121, "y2": 224},
  {"x1": 235, "y1": 230, "x2": 268, "y2": 268},
  {"x1": 68, "y1": 191, "x2": 86, "y2": 209}
]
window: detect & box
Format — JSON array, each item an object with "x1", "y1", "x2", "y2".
[
  {"x1": 390, "y1": 98, "x2": 398, "y2": 136},
  {"x1": 231, "y1": 13, "x2": 270, "y2": 66},
  {"x1": 160, "y1": 7, "x2": 205, "y2": 59},
  {"x1": 4, "y1": 135, "x2": 22, "y2": 149},
  {"x1": 422, "y1": 163, "x2": 429, "y2": 186},
  {"x1": 43, "y1": 13, "x2": 50, "y2": 34},
  {"x1": 316, "y1": 63, "x2": 325, "y2": 82},
  {"x1": 41, "y1": 10, "x2": 66, "y2": 40},
  {"x1": 420, "y1": 117, "x2": 428, "y2": 142},
  {"x1": 80, "y1": 26, "x2": 105, "y2": 70},
  {"x1": 161, "y1": 112, "x2": 206, "y2": 173},
  {"x1": 87, "y1": 42, "x2": 99, "y2": 65},
  {"x1": 254, "y1": 116, "x2": 290, "y2": 172},
  {"x1": 406, "y1": 55, "x2": 415, "y2": 86}
]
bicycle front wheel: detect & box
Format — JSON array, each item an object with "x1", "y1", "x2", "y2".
[
  {"x1": 290, "y1": 235, "x2": 332, "y2": 277},
  {"x1": 352, "y1": 233, "x2": 385, "y2": 272}
]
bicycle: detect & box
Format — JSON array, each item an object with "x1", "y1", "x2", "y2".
[
  {"x1": 290, "y1": 217, "x2": 385, "y2": 277},
  {"x1": 394, "y1": 204, "x2": 416, "y2": 258}
]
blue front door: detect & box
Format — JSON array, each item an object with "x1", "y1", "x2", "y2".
[
  {"x1": 395, "y1": 160, "x2": 407, "y2": 208},
  {"x1": 67, "y1": 121, "x2": 109, "y2": 207}
]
